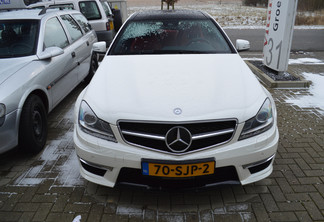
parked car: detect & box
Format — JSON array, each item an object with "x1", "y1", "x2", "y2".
[
  {"x1": 29, "y1": 0, "x2": 116, "y2": 46},
  {"x1": 74, "y1": 10, "x2": 279, "y2": 189},
  {"x1": 0, "y1": 8, "x2": 99, "y2": 154}
]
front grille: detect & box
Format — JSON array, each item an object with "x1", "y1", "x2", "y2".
[{"x1": 118, "y1": 119, "x2": 237, "y2": 154}]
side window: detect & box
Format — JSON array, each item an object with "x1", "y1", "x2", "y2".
[
  {"x1": 73, "y1": 13, "x2": 91, "y2": 33},
  {"x1": 60, "y1": 15, "x2": 83, "y2": 42},
  {"x1": 100, "y1": 1, "x2": 112, "y2": 17},
  {"x1": 79, "y1": 1, "x2": 101, "y2": 20},
  {"x1": 44, "y1": 17, "x2": 69, "y2": 49},
  {"x1": 50, "y1": 3, "x2": 74, "y2": 10}
]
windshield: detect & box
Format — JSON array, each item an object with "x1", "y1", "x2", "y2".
[
  {"x1": 79, "y1": 1, "x2": 101, "y2": 20},
  {"x1": 109, "y1": 19, "x2": 233, "y2": 55},
  {"x1": 0, "y1": 20, "x2": 39, "y2": 58}
]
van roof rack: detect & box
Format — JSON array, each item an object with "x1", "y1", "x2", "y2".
[
  {"x1": 38, "y1": 6, "x2": 65, "y2": 16},
  {"x1": 38, "y1": 7, "x2": 47, "y2": 15}
]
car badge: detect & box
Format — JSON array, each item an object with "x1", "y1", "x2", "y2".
[
  {"x1": 173, "y1": 108, "x2": 182, "y2": 115},
  {"x1": 165, "y1": 126, "x2": 192, "y2": 153}
]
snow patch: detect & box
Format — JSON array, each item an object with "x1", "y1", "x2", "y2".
[
  {"x1": 243, "y1": 57, "x2": 324, "y2": 65},
  {"x1": 72, "y1": 215, "x2": 81, "y2": 222},
  {"x1": 128, "y1": 3, "x2": 324, "y2": 29},
  {"x1": 117, "y1": 205, "x2": 143, "y2": 214},
  {"x1": 55, "y1": 150, "x2": 84, "y2": 187},
  {"x1": 285, "y1": 72, "x2": 324, "y2": 115},
  {"x1": 243, "y1": 57, "x2": 263, "y2": 61},
  {"x1": 289, "y1": 58, "x2": 324, "y2": 65}
]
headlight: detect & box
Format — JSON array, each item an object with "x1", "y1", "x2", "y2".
[
  {"x1": 239, "y1": 98, "x2": 274, "y2": 140},
  {"x1": 0, "y1": 104, "x2": 5, "y2": 126},
  {"x1": 79, "y1": 101, "x2": 117, "y2": 142}
]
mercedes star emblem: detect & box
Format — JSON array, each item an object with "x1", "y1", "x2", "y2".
[
  {"x1": 173, "y1": 108, "x2": 182, "y2": 115},
  {"x1": 165, "y1": 126, "x2": 192, "y2": 153}
]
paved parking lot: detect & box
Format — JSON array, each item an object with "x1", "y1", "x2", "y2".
[{"x1": 0, "y1": 52, "x2": 323, "y2": 222}]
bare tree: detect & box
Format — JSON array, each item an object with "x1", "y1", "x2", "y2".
[{"x1": 161, "y1": 0, "x2": 179, "y2": 10}]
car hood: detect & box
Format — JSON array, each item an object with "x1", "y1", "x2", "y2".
[
  {"x1": 84, "y1": 54, "x2": 267, "y2": 124},
  {"x1": 0, "y1": 58, "x2": 32, "y2": 85}
]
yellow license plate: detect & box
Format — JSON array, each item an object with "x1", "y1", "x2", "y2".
[{"x1": 142, "y1": 160, "x2": 215, "y2": 178}]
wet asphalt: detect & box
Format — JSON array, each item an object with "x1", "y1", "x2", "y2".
[{"x1": 0, "y1": 51, "x2": 323, "y2": 222}]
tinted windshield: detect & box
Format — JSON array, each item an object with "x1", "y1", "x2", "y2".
[
  {"x1": 109, "y1": 19, "x2": 233, "y2": 55},
  {"x1": 0, "y1": 20, "x2": 39, "y2": 58}
]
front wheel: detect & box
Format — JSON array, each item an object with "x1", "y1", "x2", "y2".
[
  {"x1": 19, "y1": 95, "x2": 47, "y2": 154},
  {"x1": 85, "y1": 53, "x2": 98, "y2": 83}
]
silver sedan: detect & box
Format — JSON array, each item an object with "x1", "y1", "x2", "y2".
[{"x1": 0, "y1": 8, "x2": 99, "y2": 154}]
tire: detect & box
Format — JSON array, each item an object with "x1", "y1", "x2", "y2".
[
  {"x1": 19, "y1": 95, "x2": 47, "y2": 154},
  {"x1": 85, "y1": 53, "x2": 98, "y2": 83}
]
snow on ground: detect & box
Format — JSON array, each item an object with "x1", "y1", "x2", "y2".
[
  {"x1": 243, "y1": 57, "x2": 324, "y2": 65},
  {"x1": 13, "y1": 107, "x2": 84, "y2": 187},
  {"x1": 128, "y1": 3, "x2": 267, "y2": 27},
  {"x1": 128, "y1": 2, "x2": 324, "y2": 29},
  {"x1": 289, "y1": 58, "x2": 324, "y2": 65},
  {"x1": 241, "y1": 56, "x2": 324, "y2": 115},
  {"x1": 285, "y1": 72, "x2": 324, "y2": 115},
  {"x1": 72, "y1": 215, "x2": 82, "y2": 222}
]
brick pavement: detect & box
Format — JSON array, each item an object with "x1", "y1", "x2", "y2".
[{"x1": 0, "y1": 52, "x2": 323, "y2": 221}]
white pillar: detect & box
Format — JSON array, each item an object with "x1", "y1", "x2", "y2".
[{"x1": 263, "y1": 0, "x2": 298, "y2": 73}]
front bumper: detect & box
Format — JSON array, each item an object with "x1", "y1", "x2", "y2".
[
  {"x1": 73, "y1": 121, "x2": 279, "y2": 189},
  {"x1": 0, "y1": 110, "x2": 19, "y2": 154}
]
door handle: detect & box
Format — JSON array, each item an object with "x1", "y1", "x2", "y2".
[
  {"x1": 86, "y1": 41, "x2": 90, "y2": 46},
  {"x1": 71, "y1": 52, "x2": 76, "y2": 58}
]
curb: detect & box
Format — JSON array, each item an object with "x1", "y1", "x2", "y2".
[{"x1": 245, "y1": 61, "x2": 311, "y2": 88}]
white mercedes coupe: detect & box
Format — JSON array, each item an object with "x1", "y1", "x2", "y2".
[{"x1": 73, "y1": 10, "x2": 279, "y2": 189}]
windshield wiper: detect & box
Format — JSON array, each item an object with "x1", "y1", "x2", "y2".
[
  {"x1": 150, "y1": 50, "x2": 207, "y2": 54},
  {"x1": 114, "y1": 50, "x2": 213, "y2": 56}
]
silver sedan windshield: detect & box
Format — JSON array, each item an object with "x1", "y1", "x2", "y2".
[{"x1": 0, "y1": 20, "x2": 39, "y2": 58}]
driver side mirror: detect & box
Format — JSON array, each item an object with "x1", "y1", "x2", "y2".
[
  {"x1": 93, "y1": 42, "x2": 107, "y2": 54},
  {"x1": 38, "y1": 47, "x2": 64, "y2": 60},
  {"x1": 236, "y1": 39, "x2": 250, "y2": 51}
]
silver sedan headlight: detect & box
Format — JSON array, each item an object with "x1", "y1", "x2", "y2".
[
  {"x1": 239, "y1": 98, "x2": 274, "y2": 140},
  {"x1": 79, "y1": 101, "x2": 117, "y2": 142}
]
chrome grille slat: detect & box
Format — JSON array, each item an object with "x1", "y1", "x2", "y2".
[
  {"x1": 118, "y1": 120, "x2": 237, "y2": 154},
  {"x1": 192, "y1": 128, "x2": 235, "y2": 140},
  {"x1": 121, "y1": 130, "x2": 165, "y2": 141}
]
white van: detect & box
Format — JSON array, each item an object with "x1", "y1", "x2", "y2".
[
  {"x1": 0, "y1": 0, "x2": 30, "y2": 9},
  {"x1": 30, "y1": 0, "x2": 116, "y2": 46}
]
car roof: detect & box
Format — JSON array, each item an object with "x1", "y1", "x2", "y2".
[
  {"x1": 0, "y1": 8, "x2": 80, "y2": 20},
  {"x1": 130, "y1": 10, "x2": 209, "y2": 21}
]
